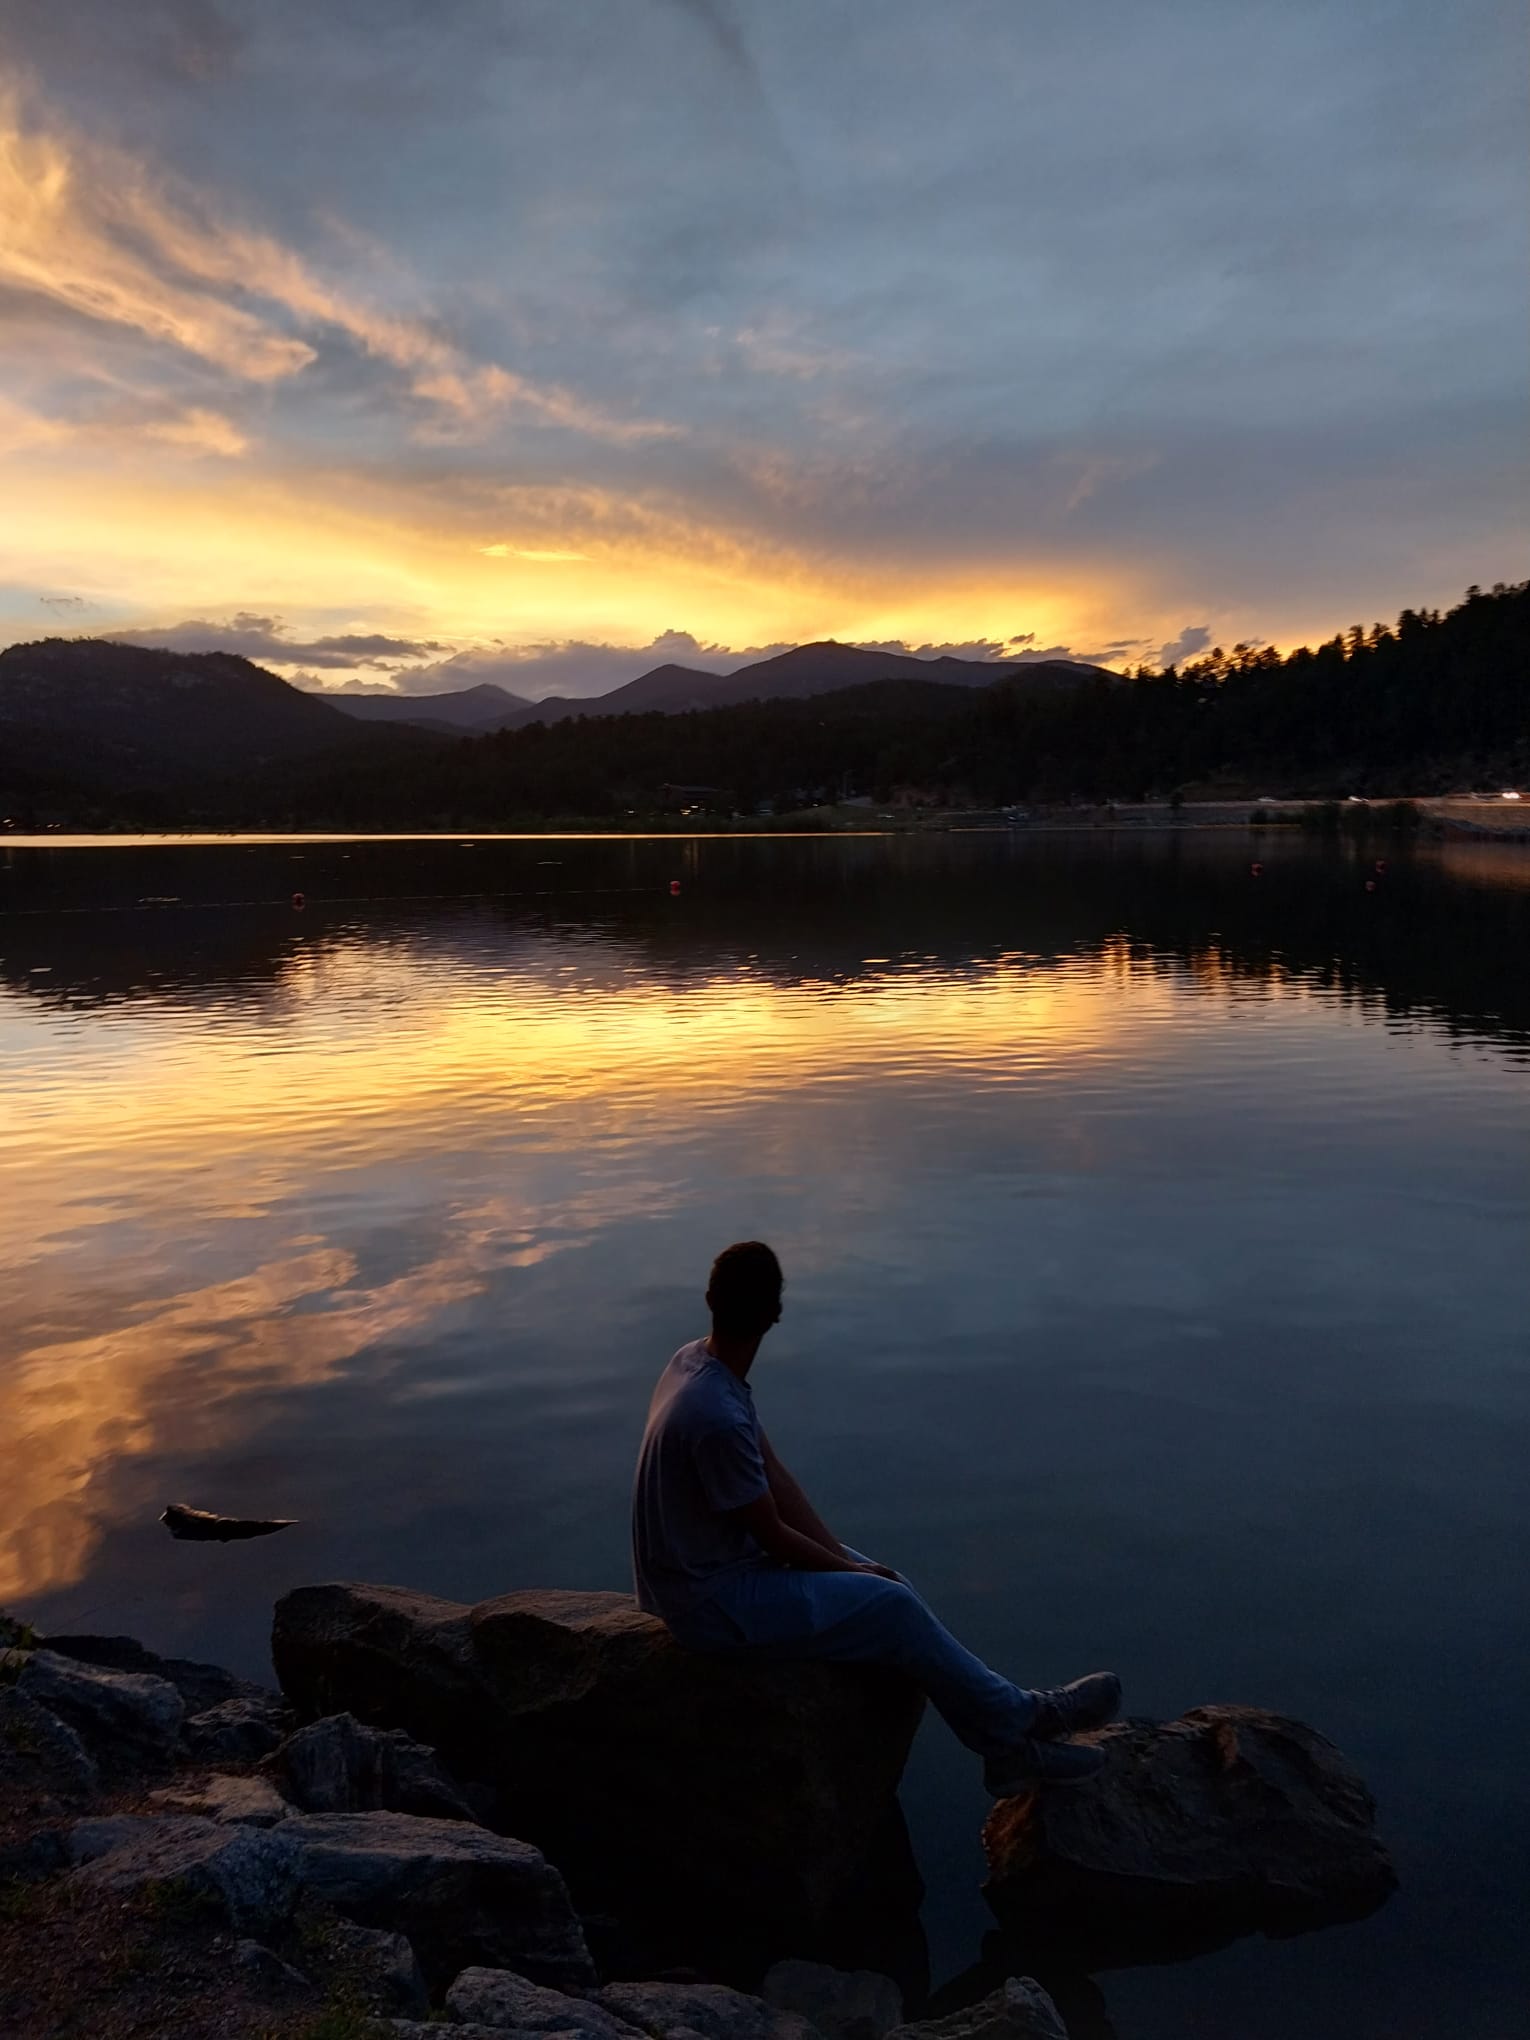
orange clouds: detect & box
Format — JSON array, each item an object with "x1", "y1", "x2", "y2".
[
  {"x1": 0, "y1": 80, "x2": 1169, "y2": 672},
  {"x1": 0, "y1": 113, "x2": 315, "y2": 383},
  {"x1": 0, "y1": 89, "x2": 675, "y2": 445}
]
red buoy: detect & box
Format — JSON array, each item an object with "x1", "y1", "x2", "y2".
[
  {"x1": 1364, "y1": 879, "x2": 1377, "y2": 893},
  {"x1": 669, "y1": 879, "x2": 681, "y2": 896},
  {"x1": 1375, "y1": 859, "x2": 1387, "y2": 873},
  {"x1": 291, "y1": 891, "x2": 306, "y2": 910},
  {"x1": 1250, "y1": 862, "x2": 1263, "y2": 877}
]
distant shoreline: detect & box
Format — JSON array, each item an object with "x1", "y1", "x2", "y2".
[{"x1": 4, "y1": 797, "x2": 1528, "y2": 850}]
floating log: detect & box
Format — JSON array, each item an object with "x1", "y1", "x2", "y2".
[{"x1": 160, "y1": 1503, "x2": 297, "y2": 1543}]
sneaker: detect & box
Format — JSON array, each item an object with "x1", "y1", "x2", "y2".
[
  {"x1": 983, "y1": 1737, "x2": 1107, "y2": 1797},
  {"x1": 1027, "y1": 1671, "x2": 1122, "y2": 1742}
]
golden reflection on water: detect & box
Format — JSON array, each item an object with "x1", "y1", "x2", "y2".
[
  {"x1": 1, "y1": 1215, "x2": 581, "y2": 1604},
  {"x1": 4, "y1": 940, "x2": 1147, "y2": 1192},
  {"x1": 3, "y1": 938, "x2": 1162, "y2": 1602}
]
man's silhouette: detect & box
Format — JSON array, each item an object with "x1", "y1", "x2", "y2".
[{"x1": 633, "y1": 1240, "x2": 1119, "y2": 1793}]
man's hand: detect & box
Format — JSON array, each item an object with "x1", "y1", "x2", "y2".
[
  {"x1": 731, "y1": 1494, "x2": 880, "y2": 1575},
  {"x1": 853, "y1": 1561, "x2": 902, "y2": 1582}
]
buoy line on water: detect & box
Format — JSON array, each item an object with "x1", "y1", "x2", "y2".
[{"x1": 0, "y1": 880, "x2": 688, "y2": 920}]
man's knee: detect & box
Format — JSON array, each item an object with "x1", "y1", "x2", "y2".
[{"x1": 866, "y1": 1577, "x2": 928, "y2": 1639}]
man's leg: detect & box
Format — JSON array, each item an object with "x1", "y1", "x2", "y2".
[{"x1": 688, "y1": 1565, "x2": 1036, "y2": 1758}]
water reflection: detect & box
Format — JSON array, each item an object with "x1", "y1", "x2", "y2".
[{"x1": 2, "y1": 833, "x2": 1527, "y2": 2039}]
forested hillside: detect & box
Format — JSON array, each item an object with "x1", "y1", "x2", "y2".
[
  {"x1": 293, "y1": 581, "x2": 1528, "y2": 825},
  {"x1": 2, "y1": 583, "x2": 1523, "y2": 828}
]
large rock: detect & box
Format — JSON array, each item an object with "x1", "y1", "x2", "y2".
[
  {"x1": 280, "y1": 1809, "x2": 594, "y2": 1990},
  {"x1": 183, "y1": 1693, "x2": 292, "y2": 1762},
  {"x1": 596, "y1": 1981, "x2": 818, "y2": 2040},
  {"x1": 272, "y1": 1583, "x2": 924, "y2": 1945},
  {"x1": 37, "y1": 1632, "x2": 269, "y2": 1716},
  {"x1": 232, "y1": 1938, "x2": 316, "y2": 1996},
  {"x1": 447, "y1": 1967, "x2": 642, "y2": 2036},
  {"x1": 323, "y1": 1917, "x2": 431, "y2": 2015},
  {"x1": 0, "y1": 1686, "x2": 101, "y2": 1803},
  {"x1": 17, "y1": 1649, "x2": 183, "y2": 1773},
  {"x1": 66, "y1": 1814, "x2": 162, "y2": 1863},
  {"x1": 763, "y1": 1960, "x2": 903, "y2": 2040},
  {"x1": 148, "y1": 1773, "x2": 292, "y2": 1827},
  {"x1": 982, "y1": 1706, "x2": 1397, "y2": 1962},
  {"x1": 265, "y1": 1710, "x2": 477, "y2": 1820},
  {"x1": 886, "y1": 1981, "x2": 1067, "y2": 2040},
  {"x1": 69, "y1": 1813, "x2": 301, "y2": 1937}
]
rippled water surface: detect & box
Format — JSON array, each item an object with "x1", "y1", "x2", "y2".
[{"x1": 3, "y1": 832, "x2": 1527, "y2": 2038}]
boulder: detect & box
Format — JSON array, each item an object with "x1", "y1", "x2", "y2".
[
  {"x1": 148, "y1": 1774, "x2": 292, "y2": 1827},
  {"x1": 184, "y1": 1694, "x2": 292, "y2": 1763},
  {"x1": 763, "y1": 1960, "x2": 903, "y2": 2040},
  {"x1": 67, "y1": 1814, "x2": 164, "y2": 1863},
  {"x1": 17, "y1": 1650, "x2": 183, "y2": 1774},
  {"x1": 280, "y1": 1809, "x2": 594, "y2": 1991},
  {"x1": 273, "y1": 1583, "x2": 923, "y2": 1945},
  {"x1": 38, "y1": 1633, "x2": 269, "y2": 1716},
  {"x1": 886, "y1": 1981, "x2": 1067, "y2": 2040},
  {"x1": 982, "y1": 1707, "x2": 1397, "y2": 1962},
  {"x1": 447, "y1": 1967, "x2": 642, "y2": 2036},
  {"x1": 265, "y1": 1710, "x2": 477, "y2": 1821},
  {"x1": 323, "y1": 1917, "x2": 431, "y2": 2015},
  {"x1": 233, "y1": 1938, "x2": 316, "y2": 1996},
  {"x1": 0, "y1": 1686, "x2": 101, "y2": 1803},
  {"x1": 69, "y1": 1813, "x2": 301, "y2": 1938},
  {"x1": 596, "y1": 1981, "x2": 819, "y2": 2040}
]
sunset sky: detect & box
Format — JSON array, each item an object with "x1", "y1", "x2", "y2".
[{"x1": 0, "y1": 0, "x2": 1523, "y2": 698}]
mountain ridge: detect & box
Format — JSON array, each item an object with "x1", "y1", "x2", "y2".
[
  {"x1": 0, "y1": 638, "x2": 432, "y2": 795},
  {"x1": 320, "y1": 681, "x2": 531, "y2": 729},
  {"x1": 482, "y1": 641, "x2": 1112, "y2": 729}
]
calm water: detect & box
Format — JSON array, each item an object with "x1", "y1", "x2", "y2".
[{"x1": 3, "y1": 832, "x2": 1528, "y2": 2039}]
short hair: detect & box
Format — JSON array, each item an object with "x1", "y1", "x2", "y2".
[{"x1": 706, "y1": 1241, "x2": 783, "y2": 1339}]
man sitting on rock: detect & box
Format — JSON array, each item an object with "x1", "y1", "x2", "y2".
[{"x1": 632, "y1": 1240, "x2": 1120, "y2": 1794}]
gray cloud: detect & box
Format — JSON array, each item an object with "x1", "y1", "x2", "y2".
[
  {"x1": 1157, "y1": 625, "x2": 1213, "y2": 668},
  {"x1": 98, "y1": 608, "x2": 1145, "y2": 696},
  {"x1": 396, "y1": 630, "x2": 791, "y2": 700},
  {"x1": 108, "y1": 614, "x2": 446, "y2": 668},
  {"x1": 354, "y1": 627, "x2": 1125, "y2": 700}
]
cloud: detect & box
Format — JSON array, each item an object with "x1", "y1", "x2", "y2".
[
  {"x1": 373, "y1": 626, "x2": 1116, "y2": 700},
  {"x1": 0, "y1": 2, "x2": 1523, "y2": 667},
  {"x1": 107, "y1": 613, "x2": 447, "y2": 669},
  {"x1": 0, "y1": 108, "x2": 315, "y2": 382},
  {"x1": 144, "y1": 406, "x2": 248, "y2": 455},
  {"x1": 0, "y1": 90, "x2": 678, "y2": 444},
  {"x1": 1157, "y1": 624, "x2": 1213, "y2": 668},
  {"x1": 398, "y1": 629, "x2": 777, "y2": 700},
  {"x1": 0, "y1": 386, "x2": 248, "y2": 458},
  {"x1": 478, "y1": 544, "x2": 589, "y2": 562}
]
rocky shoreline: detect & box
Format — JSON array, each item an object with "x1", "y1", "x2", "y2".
[{"x1": 0, "y1": 1590, "x2": 1396, "y2": 2039}]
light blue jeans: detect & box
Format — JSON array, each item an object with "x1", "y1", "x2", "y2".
[{"x1": 668, "y1": 1555, "x2": 1037, "y2": 1758}]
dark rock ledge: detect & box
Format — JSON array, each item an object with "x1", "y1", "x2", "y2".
[
  {"x1": 270, "y1": 1581, "x2": 928, "y2": 1957},
  {"x1": 0, "y1": 1592, "x2": 1394, "y2": 2039},
  {"x1": 983, "y1": 1705, "x2": 1398, "y2": 1969}
]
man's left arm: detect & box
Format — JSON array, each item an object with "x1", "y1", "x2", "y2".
[{"x1": 758, "y1": 1430, "x2": 849, "y2": 1558}]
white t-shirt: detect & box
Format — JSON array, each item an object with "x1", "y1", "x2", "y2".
[{"x1": 631, "y1": 1339, "x2": 771, "y2": 1620}]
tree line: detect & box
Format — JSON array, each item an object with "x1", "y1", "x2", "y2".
[
  {"x1": 285, "y1": 580, "x2": 1526, "y2": 825},
  {"x1": 8, "y1": 580, "x2": 1525, "y2": 829}
]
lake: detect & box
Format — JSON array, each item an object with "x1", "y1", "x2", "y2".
[{"x1": 2, "y1": 830, "x2": 1527, "y2": 2039}]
